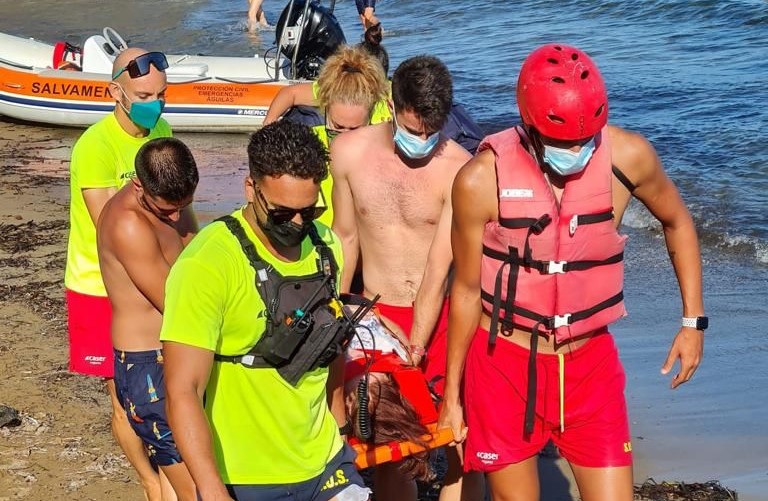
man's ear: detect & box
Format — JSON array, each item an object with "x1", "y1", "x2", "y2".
[
  {"x1": 108, "y1": 81, "x2": 122, "y2": 102},
  {"x1": 244, "y1": 176, "x2": 256, "y2": 200}
]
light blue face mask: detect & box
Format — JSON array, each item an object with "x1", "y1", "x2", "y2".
[
  {"x1": 393, "y1": 115, "x2": 440, "y2": 159},
  {"x1": 542, "y1": 137, "x2": 597, "y2": 177},
  {"x1": 116, "y1": 85, "x2": 165, "y2": 130}
]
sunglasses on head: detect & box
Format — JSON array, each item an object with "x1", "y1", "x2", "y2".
[
  {"x1": 256, "y1": 189, "x2": 327, "y2": 225},
  {"x1": 112, "y1": 52, "x2": 169, "y2": 80}
]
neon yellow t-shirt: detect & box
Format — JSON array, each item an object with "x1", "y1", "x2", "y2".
[
  {"x1": 310, "y1": 82, "x2": 391, "y2": 227},
  {"x1": 64, "y1": 113, "x2": 172, "y2": 296},
  {"x1": 159, "y1": 208, "x2": 344, "y2": 485}
]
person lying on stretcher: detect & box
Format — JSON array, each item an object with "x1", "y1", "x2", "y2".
[{"x1": 342, "y1": 298, "x2": 440, "y2": 481}]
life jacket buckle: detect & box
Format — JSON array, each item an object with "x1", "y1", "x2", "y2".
[
  {"x1": 241, "y1": 354, "x2": 256, "y2": 366},
  {"x1": 546, "y1": 260, "x2": 567, "y2": 274},
  {"x1": 569, "y1": 214, "x2": 579, "y2": 236},
  {"x1": 553, "y1": 313, "x2": 572, "y2": 329}
]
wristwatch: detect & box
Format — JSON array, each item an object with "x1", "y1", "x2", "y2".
[{"x1": 682, "y1": 316, "x2": 709, "y2": 331}]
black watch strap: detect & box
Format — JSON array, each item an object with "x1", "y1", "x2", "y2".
[{"x1": 339, "y1": 420, "x2": 353, "y2": 436}]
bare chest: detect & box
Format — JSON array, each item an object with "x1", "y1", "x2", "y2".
[{"x1": 351, "y1": 163, "x2": 444, "y2": 228}]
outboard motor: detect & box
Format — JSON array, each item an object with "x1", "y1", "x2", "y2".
[{"x1": 276, "y1": 0, "x2": 346, "y2": 79}]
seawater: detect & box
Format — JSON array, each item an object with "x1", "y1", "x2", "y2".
[{"x1": 1, "y1": 0, "x2": 767, "y2": 498}]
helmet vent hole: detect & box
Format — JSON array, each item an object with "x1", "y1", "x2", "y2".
[
  {"x1": 551, "y1": 76, "x2": 565, "y2": 84},
  {"x1": 546, "y1": 114, "x2": 565, "y2": 125},
  {"x1": 553, "y1": 45, "x2": 563, "y2": 51},
  {"x1": 594, "y1": 104, "x2": 606, "y2": 118},
  {"x1": 580, "y1": 70, "x2": 589, "y2": 80},
  {"x1": 571, "y1": 53, "x2": 579, "y2": 61},
  {"x1": 547, "y1": 58, "x2": 558, "y2": 65}
]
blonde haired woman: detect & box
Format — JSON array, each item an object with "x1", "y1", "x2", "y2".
[{"x1": 264, "y1": 45, "x2": 389, "y2": 226}]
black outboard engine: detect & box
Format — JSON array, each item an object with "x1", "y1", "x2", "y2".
[{"x1": 276, "y1": 0, "x2": 346, "y2": 80}]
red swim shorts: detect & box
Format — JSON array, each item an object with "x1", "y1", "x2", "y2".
[
  {"x1": 66, "y1": 289, "x2": 114, "y2": 378},
  {"x1": 463, "y1": 327, "x2": 632, "y2": 471},
  {"x1": 375, "y1": 298, "x2": 449, "y2": 397}
]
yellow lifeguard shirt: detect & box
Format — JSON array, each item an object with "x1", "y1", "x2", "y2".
[
  {"x1": 160, "y1": 208, "x2": 345, "y2": 484},
  {"x1": 64, "y1": 113, "x2": 171, "y2": 296}
]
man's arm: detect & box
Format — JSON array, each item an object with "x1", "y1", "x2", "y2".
[
  {"x1": 83, "y1": 187, "x2": 118, "y2": 225},
  {"x1": 106, "y1": 214, "x2": 172, "y2": 312},
  {"x1": 163, "y1": 341, "x2": 232, "y2": 501},
  {"x1": 263, "y1": 83, "x2": 316, "y2": 125},
  {"x1": 408, "y1": 178, "x2": 455, "y2": 365},
  {"x1": 612, "y1": 126, "x2": 704, "y2": 389},
  {"x1": 326, "y1": 354, "x2": 347, "y2": 430},
  {"x1": 438, "y1": 150, "x2": 496, "y2": 441},
  {"x1": 330, "y1": 144, "x2": 360, "y2": 293}
]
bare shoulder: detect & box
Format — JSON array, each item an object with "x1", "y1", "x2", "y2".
[
  {"x1": 608, "y1": 124, "x2": 662, "y2": 183},
  {"x1": 438, "y1": 138, "x2": 473, "y2": 172},
  {"x1": 330, "y1": 123, "x2": 389, "y2": 175},
  {"x1": 105, "y1": 205, "x2": 156, "y2": 254},
  {"x1": 453, "y1": 149, "x2": 497, "y2": 217}
]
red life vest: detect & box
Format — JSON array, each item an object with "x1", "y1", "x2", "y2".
[
  {"x1": 478, "y1": 125, "x2": 627, "y2": 435},
  {"x1": 346, "y1": 352, "x2": 438, "y2": 426},
  {"x1": 479, "y1": 126, "x2": 627, "y2": 345}
]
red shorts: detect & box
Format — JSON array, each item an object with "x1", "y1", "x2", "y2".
[
  {"x1": 463, "y1": 327, "x2": 632, "y2": 471},
  {"x1": 375, "y1": 298, "x2": 449, "y2": 397},
  {"x1": 66, "y1": 289, "x2": 114, "y2": 378}
]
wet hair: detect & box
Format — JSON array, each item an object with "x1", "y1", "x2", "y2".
[
  {"x1": 391, "y1": 55, "x2": 453, "y2": 133},
  {"x1": 351, "y1": 375, "x2": 433, "y2": 481},
  {"x1": 247, "y1": 121, "x2": 328, "y2": 183},
  {"x1": 134, "y1": 137, "x2": 198, "y2": 203},
  {"x1": 316, "y1": 45, "x2": 388, "y2": 113},
  {"x1": 358, "y1": 23, "x2": 389, "y2": 75}
]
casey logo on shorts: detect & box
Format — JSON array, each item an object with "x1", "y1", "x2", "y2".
[{"x1": 476, "y1": 451, "x2": 499, "y2": 464}]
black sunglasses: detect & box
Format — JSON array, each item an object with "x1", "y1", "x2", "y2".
[
  {"x1": 256, "y1": 189, "x2": 327, "y2": 225},
  {"x1": 112, "y1": 52, "x2": 169, "y2": 80}
]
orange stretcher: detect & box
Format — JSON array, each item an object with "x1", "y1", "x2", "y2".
[{"x1": 351, "y1": 424, "x2": 455, "y2": 470}]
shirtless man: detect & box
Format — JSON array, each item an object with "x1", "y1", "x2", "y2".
[
  {"x1": 331, "y1": 55, "x2": 482, "y2": 501},
  {"x1": 441, "y1": 44, "x2": 705, "y2": 501},
  {"x1": 97, "y1": 137, "x2": 199, "y2": 500}
]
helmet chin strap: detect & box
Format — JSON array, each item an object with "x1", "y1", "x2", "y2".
[{"x1": 522, "y1": 125, "x2": 548, "y2": 172}]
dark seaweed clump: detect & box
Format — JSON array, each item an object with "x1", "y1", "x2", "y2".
[{"x1": 634, "y1": 479, "x2": 738, "y2": 501}]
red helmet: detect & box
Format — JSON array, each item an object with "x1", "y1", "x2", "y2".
[{"x1": 517, "y1": 44, "x2": 608, "y2": 141}]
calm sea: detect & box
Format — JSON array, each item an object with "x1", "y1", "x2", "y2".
[{"x1": 2, "y1": 0, "x2": 767, "y2": 498}]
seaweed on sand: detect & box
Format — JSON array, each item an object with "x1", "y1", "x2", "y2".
[
  {"x1": 634, "y1": 479, "x2": 738, "y2": 501},
  {"x1": 0, "y1": 219, "x2": 68, "y2": 253}
]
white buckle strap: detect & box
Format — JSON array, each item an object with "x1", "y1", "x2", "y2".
[
  {"x1": 546, "y1": 261, "x2": 567, "y2": 274},
  {"x1": 553, "y1": 314, "x2": 572, "y2": 329}
]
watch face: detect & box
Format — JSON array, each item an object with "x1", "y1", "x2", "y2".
[{"x1": 697, "y1": 316, "x2": 709, "y2": 330}]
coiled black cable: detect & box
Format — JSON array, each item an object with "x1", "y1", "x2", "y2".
[{"x1": 356, "y1": 375, "x2": 372, "y2": 441}]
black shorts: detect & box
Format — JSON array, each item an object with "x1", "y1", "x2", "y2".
[
  {"x1": 226, "y1": 444, "x2": 369, "y2": 501},
  {"x1": 355, "y1": 0, "x2": 376, "y2": 15}
]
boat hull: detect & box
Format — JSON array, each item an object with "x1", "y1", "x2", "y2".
[{"x1": 0, "y1": 32, "x2": 297, "y2": 132}]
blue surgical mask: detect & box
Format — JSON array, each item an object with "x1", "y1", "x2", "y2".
[
  {"x1": 393, "y1": 115, "x2": 440, "y2": 159},
  {"x1": 543, "y1": 137, "x2": 596, "y2": 177},
  {"x1": 116, "y1": 85, "x2": 164, "y2": 130}
]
